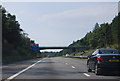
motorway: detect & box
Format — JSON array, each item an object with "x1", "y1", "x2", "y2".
[{"x1": 2, "y1": 57, "x2": 120, "y2": 80}]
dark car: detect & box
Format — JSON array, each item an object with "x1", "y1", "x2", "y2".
[{"x1": 87, "y1": 48, "x2": 120, "y2": 75}]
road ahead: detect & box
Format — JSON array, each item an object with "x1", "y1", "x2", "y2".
[{"x1": 2, "y1": 57, "x2": 120, "y2": 80}]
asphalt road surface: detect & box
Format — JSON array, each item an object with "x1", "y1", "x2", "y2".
[{"x1": 2, "y1": 57, "x2": 120, "y2": 80}]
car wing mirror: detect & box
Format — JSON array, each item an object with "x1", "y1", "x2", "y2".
[{"x1": 87, "y1": 55, "x2": 92, "y2": 58}]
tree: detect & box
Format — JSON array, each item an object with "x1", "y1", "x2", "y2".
[
  {"x1": 93, "y1": 23, "x2": 99, "y2": 31},
  {"x1": 2, "y1": 6, "x2": 38, "y2": 64}
]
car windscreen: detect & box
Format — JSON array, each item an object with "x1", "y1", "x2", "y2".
[{"x1": 99, "y1": 50, "x2": 119, "y2": 54}]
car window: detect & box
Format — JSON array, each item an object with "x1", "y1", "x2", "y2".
[
  {"x1": 99, "y1": 50, "x2": 119, "y2": 54},
  {"x1": 92, "y1": 49, "x2": 98, "y2": 55}
]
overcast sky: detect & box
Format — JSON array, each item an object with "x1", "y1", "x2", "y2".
[{"x1": 2, "y1": 2, "x2": 118, "y2": 52}]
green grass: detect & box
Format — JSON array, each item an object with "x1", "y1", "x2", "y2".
[
  {"x1": 64, "y1": 56, "x2": 87, "y2": 61},
  {"x1": 75, "y1": 49, "x2": 95, "y2": 56},
  {"x1": 75, "y1": 45, "x2": 120, "y2": 57},
  {"x1": 71, "y1": 57, "x2": 87, "y2": 61}
]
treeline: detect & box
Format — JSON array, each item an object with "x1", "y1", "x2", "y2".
[
  {"x1": 1, "y1": 6, "x2": 39, "y2": 64},
  {"x1": 61, "y1": 13, "x2": 120, "y2": 55}
]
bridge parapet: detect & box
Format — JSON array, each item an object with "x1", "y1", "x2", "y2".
[{"x1": 39, "y1": 46, "x2": 89, "y2": 50}]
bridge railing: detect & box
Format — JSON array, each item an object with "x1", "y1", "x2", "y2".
[{"x1": 39, "y1": 46, "x2": 89, "y2": 50}]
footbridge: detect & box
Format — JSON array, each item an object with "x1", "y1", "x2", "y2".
[{"x1": 39, "y1": 46, "x2": 89, "y2": 50}]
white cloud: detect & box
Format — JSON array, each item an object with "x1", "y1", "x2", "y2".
[{"x1": 38, "y1": 3, "x2": 117, "y2": 28}]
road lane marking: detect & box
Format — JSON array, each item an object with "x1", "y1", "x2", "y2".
[
  {"x1": 6, "y1": 60, "x2": 42, "y2": 80},
  {"x1": 65, "y1": 63, "x2": 68, "y2": 65},
  {"x1": 83, "y1": 73, "x2": 90, "y2": 77},
  {"x1": 42, "y1": 61, "x2": 46, "y2": 62},
  {"x1": 72, "y1": 66, "x2": 75, "y2": 69}
]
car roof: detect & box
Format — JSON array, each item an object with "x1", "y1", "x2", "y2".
[{"x1": 98, "y1": 48, "x2": 118, "y2": 50}]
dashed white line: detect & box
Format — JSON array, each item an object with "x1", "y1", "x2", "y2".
[
  {"x1": 6, "y1": 60, "x2": 42, "y2": 80},
  {"x1": 65, "y1": 63, "x2": 68, "y2": 65},
  {"x1": 42, "y1": 61, "x2": 46, "y2": 62},
  {"x1": 83, "y1": 73, "x2": 90, "y2": 77},
  {"x1": 72, "y1": 66, "x2": 75, "y2": 69}
]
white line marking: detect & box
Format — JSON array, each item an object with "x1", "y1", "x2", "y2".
[
  {"x1": 65, "y1": 63, "x2": 68, "y2": 65},
  {"x1": 42, "y1": 61, "x2": 46, "y2": 62},
  {"x1": 6, "y1": 60, "x2": 42, "y2": 80},
  {"x1": 72, "y1": 66, "x2": 75, "y2": 69},
  {"x1": 83, "y1": 73, "x2": 90, "y2": 77}
]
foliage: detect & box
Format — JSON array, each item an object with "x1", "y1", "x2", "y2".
[
  {"x1": 61, "y1": 13, "x2": 120, "y2": 55},
  {"x1": 1, "y1": 6, "x2": 39, "y2": 64}
]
